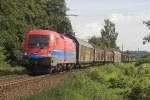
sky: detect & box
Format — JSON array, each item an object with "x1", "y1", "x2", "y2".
[{"x1": 66, "y1": 0, "x2": 150, "y2": 51}]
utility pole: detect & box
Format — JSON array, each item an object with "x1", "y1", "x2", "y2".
[
  {"x1": 138, "y1": 48, "x2": 140, "y2": 57},
  {"x1": 122, "y1": 44, "x2": 123, "y2": 52},
  {"x1": 66, "y1": 14, "x2": 78, "y2": 36}
]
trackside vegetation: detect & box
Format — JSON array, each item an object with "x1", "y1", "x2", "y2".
[
  {"x1": 0, "y1": 47, "x2": 26, "y2": 74},
  {"x1": 19, "y1": 63, "x2": 150, "y2": 100},
  {"x1": 0, "y1": 64, "x2": 27, "y2": 74},
  {"x1": 135, "y1": 55, "x2": 150, "y2": 66}
]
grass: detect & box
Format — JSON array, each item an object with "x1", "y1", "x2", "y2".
[
  {"x1": 0, "y1": 63, "x2": 27, "y2": 74},
  {"x1": 18, "y1": 63, "x2": 150, "y2": 100}
]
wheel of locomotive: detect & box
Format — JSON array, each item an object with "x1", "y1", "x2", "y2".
[
  {"x1": 58, "y1": 64, "x2": 61, "y2": 72},
  {"x1": 58, "y1": 64, "x2": 63, "y2": 72},
  {"x1": 56, "y1": 65, "x2": 60, "y2": 72},
  {"x1": 54, "y1": 66, "x2": 59, "y2": 73},
  {"x1": 66, "y1": 63, "x2": 71, "y2": 71},
  {"x1": 62, "y1": 64, "x2": 66, "y2": 71},
  {"x1": 61, "y1": 64, "x2": 64, "y2": 72},
  {"x1": 64, "y1": 64, "x2": 67, "y2": 70},
  {"x1": 49, "y1": 65, "x2": 56, "y2": 73},
  {"x1": 71, "y1": 63, "x2": 75, "y2": 70},
  {"x1": 66, "y1": 64, "x2": 72, "y2": 71},
  {"x1": 72, "y1": 64, "x2": 74, "y2": 69},
  {"x1": 49, "y1": 65, "x2": 57, "y2": 73}
]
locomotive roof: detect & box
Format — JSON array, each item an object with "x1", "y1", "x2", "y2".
[
  {"x1": 28, "y1": 30, "x2": 58, "y2": 35},
  {"x1": 113, "y1": 50, "x2": 121, "y2": 54}
]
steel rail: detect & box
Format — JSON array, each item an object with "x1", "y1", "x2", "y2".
[
  {"x1": 0, "y1": 67, "x2": 88, "y2": 93},
  {"x1": 0, "y1": 74, "x2": 28, "y2": 82},
  {"x1": 0, "y1": 74, "x2": 50, "y2": 92}
]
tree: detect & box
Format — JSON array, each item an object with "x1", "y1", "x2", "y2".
[
  {"x1": 101, "y1": 19, "x2": 118, "y2": 48},
  {"x1": 0, "y1": 0, "x2": 72, "y2": 65},
  {"x1": 0, "y1": 47, "x2": 6, "y2": 64},
  {"x1": 89, "y1": 19, "x2": 118, "y2": 49},
  {"x1": 143, "y1": 20, "x2": 150, "y2": 44}
]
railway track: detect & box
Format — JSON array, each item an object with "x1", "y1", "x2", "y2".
[
  {"x1": 0, "y1": 68, "x2": 87, "y2": 99},
  {"x1": 0, "y1": 74, "x2": 29, "y2": 83},
  {"x1": 0, "y1": 67, "x2": 95, "y2": 100},
  {"x1": 0, "y1": 74, "x2": 51, "y2": 92},
  {"x1": 0, "y1": 71, "x2": 74, "y2": 99},
  {"x1": 0, "y1": 70, "x2": 80, "y2": 92},
  {"x1": 0, "y1": 67, "x2": 95, "y2": 91}
]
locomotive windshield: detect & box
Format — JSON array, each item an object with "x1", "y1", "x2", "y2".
[{"x1": 28, "y1": 35, "x2": 49, "y2": 49}]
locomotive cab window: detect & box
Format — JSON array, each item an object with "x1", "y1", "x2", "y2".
[{"x1": 28, "y1": 35, "x2": 50, "y2": 49}]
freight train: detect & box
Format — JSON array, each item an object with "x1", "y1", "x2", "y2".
[{"x1": 23, "y1": 30, "x2": 135, "y2": 73}]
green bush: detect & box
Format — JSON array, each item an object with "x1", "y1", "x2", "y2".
[
  {"x1": 0, "y1": 63, "x2": 27, "y2": 74},
  {"x1": 0, "y1": 46, "x2": 7, "y2": 64},
  {"x1": 0, "y1": 46, "x2": 26, "y2": 74},
  {"x1": 20, "y1": 63, "x2": 150, "y2": 100},
  {"x1": 127, "y1": 84, "x2": 150, "y2": 100}
]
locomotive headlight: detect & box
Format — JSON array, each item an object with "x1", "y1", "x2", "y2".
[
  {"x1": 50, "y1": 35, "x2": 54, "y2": 40},
  {"x1": 24, "y1": 52, "x2": 27, "y2": 56}
]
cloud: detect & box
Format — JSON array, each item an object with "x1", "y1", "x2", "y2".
[
  {"x1": 110, "y1": 12, "x2": 150, "y2": 24},
  {"x1": 109, "y1": 12, "x2": 150, "y2": 51},
  {"x1": 73, "y1": 22, "x2": 102, "y2": 40},
  {"x1": 86, "y1": 23, "x2": 102, "y2": 35}
]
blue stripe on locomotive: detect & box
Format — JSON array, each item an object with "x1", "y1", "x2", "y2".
[
  {"x1": 51, "y1": 49, "x2": 76, "y2": 60},
  {"x1": 30, "y1": 53, "x2": 48, "y2": 59},
  {"x1": 29, "y1": 49, "x2": 76, "y2": 60}
]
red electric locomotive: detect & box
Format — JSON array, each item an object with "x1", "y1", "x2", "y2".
[{"x1": 24, "y1": 30, "x2": 76, "y2": 73}]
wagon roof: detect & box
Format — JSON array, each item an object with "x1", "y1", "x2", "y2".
[
  {"x1": 113, "y1": 50, "x2": 121, "y2": 54},
  {"x1": 76, "y1": 38, "x2": 93, "y2": 48}
]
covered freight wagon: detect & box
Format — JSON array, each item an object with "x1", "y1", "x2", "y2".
[
  {"x1": 76, "y1": 39, "x2": 94, "y2": 65},
  {"x1": 93, "y1": 45, "x2": 105, "y2": 64},
  {"x1": 114, "y1": 51, "x2": 121, "y2": 63},
  {"x1": 104, "y1": 49, "x2": 114, "y2": 63}
]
